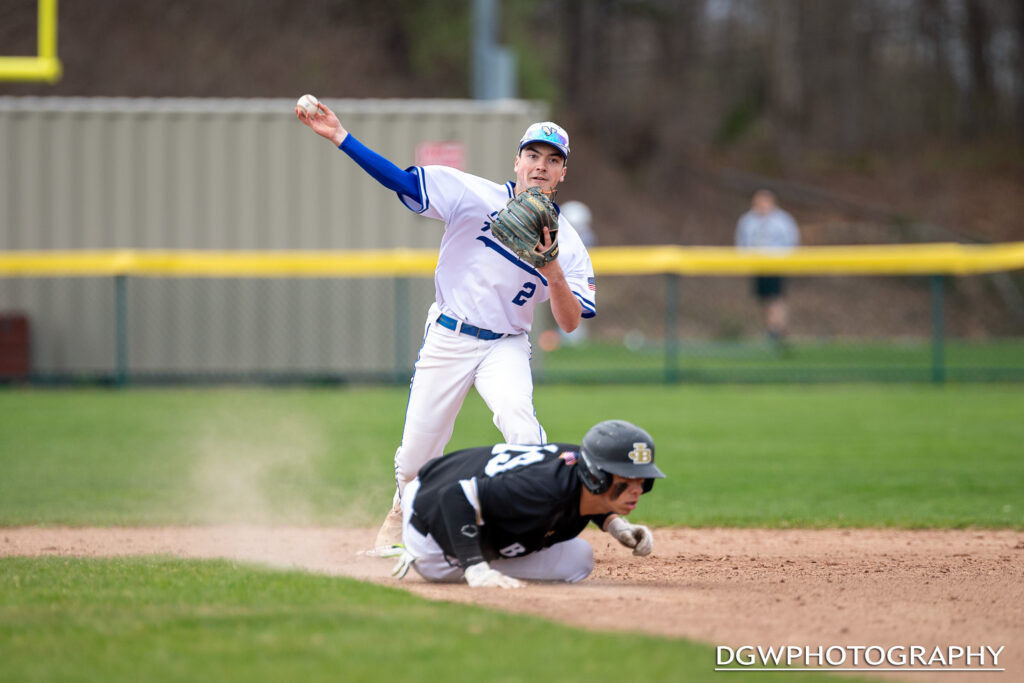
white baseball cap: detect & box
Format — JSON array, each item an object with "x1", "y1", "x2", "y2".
[{"x1": 518, "y1": 121, "x2": 570, "y2": 159}]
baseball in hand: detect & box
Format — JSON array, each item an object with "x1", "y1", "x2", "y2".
[{"x1": 296, "y1": 94, "x2": 319, "y2": 117}]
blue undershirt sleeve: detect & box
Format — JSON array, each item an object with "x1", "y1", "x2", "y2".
[{"x1": 339, "y1": 134, "x2": 421, "y2": 203}]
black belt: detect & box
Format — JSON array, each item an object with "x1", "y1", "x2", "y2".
[
  {"x1": 436, "y1": 314, "x2": 505, "y2": 340},
  {"x1": 410, "y1": 511, "x2": 429, "y2": 536}
]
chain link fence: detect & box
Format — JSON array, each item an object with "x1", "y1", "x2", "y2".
[
  {"x1": 535, "y1": 272, "x2": 1024, "y2": 384},
  {"x1": 3, "y1": 268, "x2": 1023, "y2": 385}
]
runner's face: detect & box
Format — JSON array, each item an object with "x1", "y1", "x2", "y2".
[
  {"x1": 514, "y1": 143, "x2": 566, "y2": 194},
  {"x1": 604, "y1": 475, "x2": 645, "y2": 515}
]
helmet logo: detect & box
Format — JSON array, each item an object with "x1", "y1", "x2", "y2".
[{"x1": 628, "y1": 442, "x2": 652, "y2": 464}]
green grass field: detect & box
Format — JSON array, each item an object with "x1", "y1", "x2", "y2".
[
  {"x1": 1, "y1": 385, "x2": 1020, "y2": 527},
  {"x1": 2, "y1": 384, "x2": 1021, "y2": 681}
]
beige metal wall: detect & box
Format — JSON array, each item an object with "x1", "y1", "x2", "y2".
[{"x1": 0, "y1": 97, "x2": 548, "y2": 379}]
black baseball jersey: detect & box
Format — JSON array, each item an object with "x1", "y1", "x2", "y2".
[{"x1": 411, "y1": 442, "x2": 609, "y2": 567}]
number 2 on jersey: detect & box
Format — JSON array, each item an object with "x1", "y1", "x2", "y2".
[{"x1": 511, "y1": 282, "x2": 536, "y2": 306}]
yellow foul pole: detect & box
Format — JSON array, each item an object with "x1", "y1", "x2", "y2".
[{"x1": 0, "y1": 0, "x2": 62, "y2": 83}]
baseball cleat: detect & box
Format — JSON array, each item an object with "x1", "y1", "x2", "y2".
[{"x1": 371, "y1": 502, "x2": 404, "y2": 558}]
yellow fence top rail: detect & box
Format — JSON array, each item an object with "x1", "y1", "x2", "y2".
[
  {"x1": 592, "y1": 242, "x2": 1024, "y2": 276},
  {"x1": 0, "y1": 249, "x2": 438, "y2": 278},
  {"x1": 2, "y1": 243, "x2": 1023, "y2": 278}
]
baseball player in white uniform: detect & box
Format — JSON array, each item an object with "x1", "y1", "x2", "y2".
[{"x1": 296, "y1": 99, "x2": 596, "y2": 555}]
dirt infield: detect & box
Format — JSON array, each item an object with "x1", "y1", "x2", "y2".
[{"x1": 4, "y1": 526, "x2": 1021, "y2": 682}]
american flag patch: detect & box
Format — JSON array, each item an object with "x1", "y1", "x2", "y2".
[
  {"x1": 559, "y1": 451, "x2": 579, "y2": 465},
  {"x1": 587, "y1": 277, "x2": 596, "y2": 291}
]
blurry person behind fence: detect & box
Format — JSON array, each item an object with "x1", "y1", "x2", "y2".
[{"x1": 734, "y1": 189, "x2": 800, "y2": 344}]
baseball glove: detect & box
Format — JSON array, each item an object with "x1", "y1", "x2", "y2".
[{"x1": 489, "y1": 187, "x2": 559, "y2": 268}]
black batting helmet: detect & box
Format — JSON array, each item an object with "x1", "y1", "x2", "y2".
[{"x1": 577, "y1": 420, "x2": 666, "y2": 494}]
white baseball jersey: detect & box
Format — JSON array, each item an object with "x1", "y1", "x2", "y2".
[{"x1": 399, "y1": 165, "x2": 596, "y2": 335}]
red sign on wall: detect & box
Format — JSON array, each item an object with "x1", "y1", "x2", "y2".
[{"x1": 414, "y1": 142, "x2": 466, "y2": 170}]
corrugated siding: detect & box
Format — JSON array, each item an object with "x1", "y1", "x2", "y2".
[{"x1": 0, "y1": 97, "x2": 548, "y2": 379}]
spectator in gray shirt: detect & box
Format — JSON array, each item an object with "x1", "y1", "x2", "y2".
[{"x1": 735, "y1": 189, "x2": 800, "y2": 343}]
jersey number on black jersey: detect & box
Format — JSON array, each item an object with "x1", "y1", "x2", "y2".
[{"x1": 484, "y1": 443, "x2": 559, "y2": 477}]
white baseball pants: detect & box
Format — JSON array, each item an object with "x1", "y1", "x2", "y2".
[
  {"x1": 401, "y1": 478, "x2": 594, "y2": 584},
  {"x1": 392, "y1": 304, "x2": 546, "y2": 496}
]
